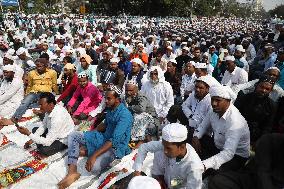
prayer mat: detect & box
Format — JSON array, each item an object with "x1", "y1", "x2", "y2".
[
  {"x1": 0, "y1": 135, "x2": 9, "y2": 147},
  {"x1": 0, "y1": 159, "x2": 47, "y2": 188}
]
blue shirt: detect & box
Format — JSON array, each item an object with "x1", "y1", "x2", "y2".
[
  {"x1": 84, "y1": 103, "x2": 133, "y2": 158},
  {"x1": 118, "y1": 60, "x2": 132, "y2": 77},
  {"x1": 277, "y1": 62, "x2": 284, "y2": 90},
  {"x1": 210, "y1": 53, "x2": 218, "y2": 68}
]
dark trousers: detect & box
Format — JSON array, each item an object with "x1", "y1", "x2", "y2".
[
  {"x1": 200, "y1": 135, "x2": 248, "y2": 178},
  {"x1": 32, "y1": 127, "x2": 67, "y2": 156}
]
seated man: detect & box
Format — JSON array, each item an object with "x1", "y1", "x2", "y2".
[
  {"x1": 234, "y1": 75, "x2": 277, "y2": 147},
  {"x1": 99, "y1": 57, "x2": 125, "y2": 89},
  {"x1": 141, "y1": 66, "x2": 174, "y2": 124},
  {"x1": 167, "y1": 76, "x2": 212, "y2": 142},
  {"x1": 57, "y1": 63, "x2": 78, "y2": 106},
  {"x1": 209, "y1": 134, "x2": 284, "y2": 189},
  {"x1": 58, "y1": 86, "x2": 133, "y2": 189},
  {"x1": 0, "y1": 65, "x2": 24, "y2": 119},
  {"x1": 192, "y1": 85, "x2": 250, "y2": 176},
  {"x1": 0, "y1": 58, "x2": 58, "y2": 125},
  {"x1": 16, "y1": 92, "x2": 74, "y2": 156},
  {"x1": 133, "y1": 123, "x2": 204, "y2": 189},
  {"x1": 221, "y1": 56, "x2": 248, "y2": 88},
  {"x1": 124, "y1": 80, "x2": 159, "y2": 147},
  {"x1": 67, "y1": 72, "x2": 102, "y2": 122}
]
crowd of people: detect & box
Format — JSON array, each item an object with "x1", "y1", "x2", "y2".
[{"x1": 0, "y1": 13, "x2": 284, "y2": 189}]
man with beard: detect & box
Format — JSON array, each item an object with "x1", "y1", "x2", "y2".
[
  {"x1": 0, "y1": 65, "x2": 24, "y2": 119},
  {"x1": 126, "y1": 58, "x2": 145, "y2": 90},
  {"x1": 175, "y1": 46, "x2": 191, "y2": 73},
  {"x1": 192, "y1": 85, "x2": 250, "y2": 176},
  {"x1": 141, "y1": 66, "x2": 174, "y2": 124},
  {"x1": 124, "y1": 81, "x2": 159, "y2": 147},
  {"x1": 149, "y1": 49, "x2": 167, "y2": 72},
  {"x1": 133, "y1": 123, "x2": 203, "y2": 189},
  {"x1": 221, "y1": 56, "x2": 248, "y2": 88},
  {"x1": 99, "y1": 57, "x2": 125, "y2": 89},
  {"x1": 234, "y1": 75, "x2": 277, "y2": 146},
  {"x1": 58, "y1": 86, "x2": 133, "y2": 189}
]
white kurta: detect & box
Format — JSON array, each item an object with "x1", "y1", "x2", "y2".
[
  {"x1": 141, "y1": 81, "x2": 174, "y2": 118},
  {"x1": 29, "y1": 105, "x2": 75, "y2": 146},
  {"x1": 193, "y1": 104, "x2": 250, "y2": 170},
  {"x1": 0, "y1": 77, "x2": 24, "y2": 118},
  {"x1": 133, "y1": 141, "x2": 203, "y2": 189},
  {"x1": 221, "y1": 67, "x2": 248, "y2": 88},
  {"x1": 182, "y1": 92, "x2": 211, "y2": 128}
]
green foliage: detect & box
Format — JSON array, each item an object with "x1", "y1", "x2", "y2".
[{"x1": 269, "y1": 4, "x2": 284, "y2": 19}]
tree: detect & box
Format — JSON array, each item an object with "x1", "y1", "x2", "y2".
[{"x1": 269, "y1": 4, "x2": 284, "y2": 19}]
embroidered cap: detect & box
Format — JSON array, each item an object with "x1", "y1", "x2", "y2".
[{"x1": 162, "y1": 123, "x2": 188, "y2": 143}]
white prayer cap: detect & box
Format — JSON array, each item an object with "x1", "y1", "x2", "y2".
[
  {"x1": 195, "y1": 63, "x2": 207, "y2": 69},
  {"x1": 131, "y1": 58, "x2": 143, "y2": 66},
  {"x1": 236, "y1": 45, "x2": 245, "y2": 52},
  {"x1": 16, "y1": 47, "x2": 26, "y2": 55},
  {"x1": 85, "y1": 42, "x2": 91, "y2": 46},
  {"x1": 182, "y1": 46, "x2": 189, "y2": 51},
  {"x1": 210, "y1": 85, "x2": 237, "y2": 100},
  {"x1": 137, "y1": 43, "x2": 144, "y2": 47},
  {"x1": 203, "y1": 52, "x2": 209, "y2": 57},
  {"x1": 2, "y1": 64, "x2": 15, "y2": 72},
  {"x1": 162, "y1": 123, "x2": 188, "y2": 142},
  {"x1": 188, "y1": 37, "x2": 192, "y2": 42},
  {"x1": 4, "y1": 53, "x2": 13, "y2": 60},
  {"x1": 196, "y1": 76, "x2": 213, "y2": 87},
  {"x1": 181, "y1": 42, "x2": 188, "y2": 45},
  {"x1": 221, "y1": 49, "x2": 228, "y2": 53},
  {"x1": 201, "y1": 41, "x2": 206, "y2": 45},
  {"x1": 187, "y1": 60, "x2": 195, "y2": 66},
  {"x1": 110, "y1": 57, "x2": 120, "y2": 63},
  {"x1": 166, "y1": 46, "x2": 173, "y2": 50},
  {"x1": 169, "y1": 59, "x2": 177, "y2": 64},
  {"x1": 209, "y1": 45, "x2": 215, "y2": 49},
  {"x1": 265, "y1": 66, "x2": 280, "y2": 73},
  {"x1": 225, "y1": 55, "x2": 235, "y2": 62},
  {"x1": 127, "y1": 176, "x2": 161, "y2": 189},
  {"x1": 113, "y1": 43, "x2": 119, "y2": 48}
]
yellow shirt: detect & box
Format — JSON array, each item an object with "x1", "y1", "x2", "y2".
[{"x1": 26, "y1": 69, "x2": 59, "y2": 94}]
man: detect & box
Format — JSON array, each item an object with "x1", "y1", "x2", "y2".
[
  {"x1": 129, "y1": 43, "x2": 148, "y2": 65},
  {"x1": 208, "y1": 45, "x2": 218, "y2": 68},
  {"x1": 259, "y1": 43, "x2": 277, "y2": 71},
  {"x1": 85, "y1": 42, "x2": 98, "y2": 65},
  {"x1": 133, "y1": 123, "x2": 204, "y2": 189},
  {"x1": 77, "y1": 54, "x2": 98, "y2": 86},
  {"x1": 0, "y1": 65, "x2": 24, "y2": 119},
  {"x1": 58, "y1": 86, "x2": 133, "y2": 189},
  {"x1": 57, "y1": 63, "x2": 78, "y2": 106},
  {"x1": 99, "y1": 57, "x2": 125, "y2": 89},
  {"x1": 192, "y1": 85, "x2": 250, "y2": 175},
  {"x1": 1, "y1": 58, "x2": 58, "y2": 124},
  {"x1": 234, "y1": 45, "x2": 249, "y2": 72},
  {"x1": 125, "y1": 81, "x2": 159, "y2": 146},
  {"x1": 164, "y1": 59, "x2": 182, "y2": 103},
  {"x1": 209, "y1": 134, "x2": 284, "y2": 189},
  {"x1": 15, "y1": 47, "x2": 35, "y2": 72},
  {"x1": 176, "y1": 46, "x2": 191, "y2": 72},
  {"x1": 2, "y1": 53, "x2": 24, "y2": 79},
  {"x1": 242, "y1": 38, "x2": 256, "y2": 65},
  {"x1": 221, "y1": 56, "x2": 248, "y2": 88},
  {"x1": 118, "y1": 51, "x2": 132, "y2": 78},
  {"x1": 126, "y1": 58, "x2": 145, "y2": 90},
  {"x1": 141, "y1": 66, "x2": 174, "y2": 123},
  {"x1": 191, "y1": 47, "x2": 202, "y2": 63},
  {"x1": 149, "y1": 49, "x2": 167, "y2": 72},
  {"x1": 180, "y1": 61, "x2": 196, "y2": 100},
  {"x1": 15, "y1": 92, "x2": 74, "y2": 156},
  {"x1": 167, "y1": 76, "x2": 212, "y2": 142},
  {"x1": 67, "y1": 72, "x2": 102, "y2": 122},
  {"x1": 234, "y1": 75, "x2": 277, "y2": 146}
]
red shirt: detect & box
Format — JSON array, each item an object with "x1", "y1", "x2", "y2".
[{"x1": 57, "y1": 73, "x2": 79, "y2": 102}]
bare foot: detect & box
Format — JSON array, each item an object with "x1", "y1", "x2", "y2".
[{"x1": 58, "y1": 173, "x2": 81, "y2": 189}]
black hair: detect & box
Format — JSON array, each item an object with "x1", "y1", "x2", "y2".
[
  {"x1": 63, "y1": 56, "x2": 73, "y2": 63},
  {"x1": 39, "y1": 53, "x2": 49, "y2": 61},
  {"x1": 172, "y1": 140, "x2": 187, "y2": 147},
  {"x1": 39, "y1": 92, "x2": 56, "y2": 105}
]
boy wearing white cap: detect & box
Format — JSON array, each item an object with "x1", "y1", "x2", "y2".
[
  {"x1": 133, "y1": 123, "x2": 203, "y2": 189},
  {"x1": 192, "y1": 85, "x2": 250, "y2": 176}
]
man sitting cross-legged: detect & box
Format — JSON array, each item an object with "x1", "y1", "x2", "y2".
[{"x1": 58, "y1": 86, "x2": 133, "y2": 189}]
